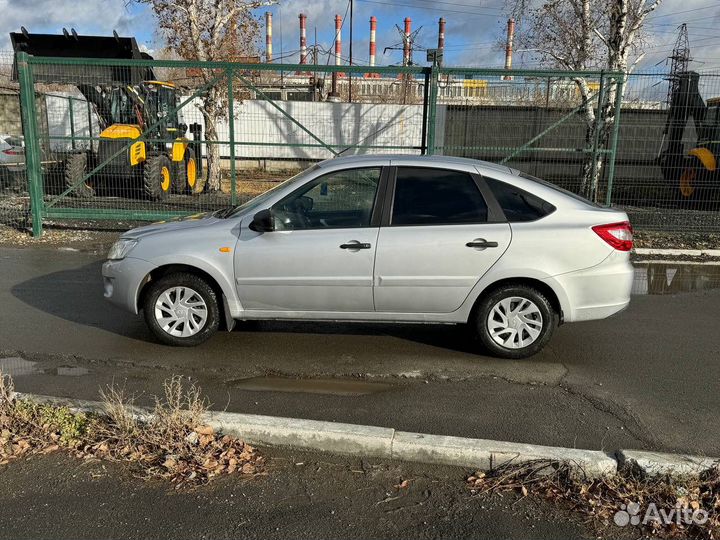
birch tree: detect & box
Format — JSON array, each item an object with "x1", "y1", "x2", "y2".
[
  {"x1": 138, "y1": 0, "x2": 276, "y2": 191},
  {"x1": 511, "y1": 0, "x2": 662, "y2": 199}
]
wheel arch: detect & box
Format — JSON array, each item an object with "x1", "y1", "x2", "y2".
[
  {"x1": 469, "y1": 277, "x2": 565, "y2": 325},
  {"x1": 137, "y1": 263, "x2": 233, "y2": 329}
]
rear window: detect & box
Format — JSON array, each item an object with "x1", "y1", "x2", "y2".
[
  {"x1": 4, "y1": 136, "x2": 23, "y2": 147},
  {"x1": 485, "y1": 177, "x2": 555, "y2": 222},
  {"x1": 517, "y1": 171, "x2": 601, "y2": 208}
]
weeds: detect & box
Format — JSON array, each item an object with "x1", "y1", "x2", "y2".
[
  {"x1": 0, "y1": 372, "x2": 262, "y2": 488},
  {"x1": 467, "y1": 459, "x2": 720, "y2": 539}
]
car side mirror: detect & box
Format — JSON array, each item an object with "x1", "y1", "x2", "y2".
[{"x1": 249, "y1": 209, "x2": 274, "y2": 232}]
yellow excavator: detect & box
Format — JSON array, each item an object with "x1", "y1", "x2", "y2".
[{"x1": 11, "y1": 28, "x2": 201, "y2": 199}]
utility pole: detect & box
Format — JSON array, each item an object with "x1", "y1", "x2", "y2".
[{"x1": 349, "y1": 0, "x2": 354, "y2": 103}]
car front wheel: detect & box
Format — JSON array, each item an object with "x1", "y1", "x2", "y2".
[
  {"x1": 143, "y1": 273, "x2": 220, "y2": 346},
  {"x1": 473, "y1": 284, "x2": 557, "y2": 359}
]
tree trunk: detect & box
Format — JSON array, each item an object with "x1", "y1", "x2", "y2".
[
  {"x1": 204, "y1": 118, "x2": 222, "y2": 192},
  {"x1": 201, "y1": 86, "x2": 225, "y2": 192}
]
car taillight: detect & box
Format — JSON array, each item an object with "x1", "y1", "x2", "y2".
[
  {"x1": 592, "y1": 221, "x2": 633, "y2": 251},
  {"x1": 2, "y1": 149, "x2": 22, "y2": 155}
]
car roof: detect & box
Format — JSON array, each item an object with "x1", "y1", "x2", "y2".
[{"x1": 317, "y1": 153, "x2": 514, "y2": 175}]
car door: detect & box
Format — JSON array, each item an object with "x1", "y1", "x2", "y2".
[
  {"x1": 235, "y1": 166, "x2": 385, "y2": 312},
  {"x1": 373, "y1": 166, "x2": 512, "y2": 313}
]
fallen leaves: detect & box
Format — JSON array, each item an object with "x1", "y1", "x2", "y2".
[
  {"x1": 0, "y1": 373, "x2": 263, "y2": 489},
  {"x1": 466, "y1": 460, "x2": 720, "y2": 540}
]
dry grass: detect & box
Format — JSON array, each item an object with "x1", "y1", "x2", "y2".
[
  {"x1": 1, "y1": 373, "x2": 263, "y2": 488},
  {"x1": 467, "y1": 459, "x2": 720, "y2": 539}
]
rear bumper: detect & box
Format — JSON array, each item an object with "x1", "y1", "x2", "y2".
[
  {"x1": 102, "y1": 257, "x2": 156, "y2": 314},
  {"x1": 547, "y1": 251, "x2": 633, "y2": 323}
]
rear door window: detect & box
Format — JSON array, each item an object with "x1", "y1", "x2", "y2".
[
  {"x1": 391, "y1": 167, "x2": 488, "y2": 226},
  {"x1": 484, "y1": 177, "x2": 555, "y2": 222}
]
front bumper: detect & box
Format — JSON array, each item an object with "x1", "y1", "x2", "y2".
[{"x1": 102, "y1": 257, "x2": 157, "y2": 314}]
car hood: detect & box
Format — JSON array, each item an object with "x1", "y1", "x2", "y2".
[{"x1": 123, "y1": 212, "x2": 222, "y2": 239}]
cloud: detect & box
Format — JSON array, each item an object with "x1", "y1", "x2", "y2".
[{"x1": 0, "y1": 0, "x2": 156, "y2": 50}]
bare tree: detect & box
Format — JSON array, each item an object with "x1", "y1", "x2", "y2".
[
  {"x1": 510, "y1": 0, "x2": 662, "y2": 199},
  {"x1": 137, "y1": 0, "x2": 276, "y2": 191}
]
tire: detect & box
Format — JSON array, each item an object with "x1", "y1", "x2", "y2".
[
  {"x1": 143, "y1": 154, "x2": 172, "y2": 200},
  {"x1": 64, "y1": 152, "x2": 95, "y2": 198},
  {"x1": 171, "y1": 147, "x2": 200, "y2": 194},
  {"x1": 472, "y1": 284, "x2": 557, "y2": 359},
  {"x1": 143, "y1": 273, "x2": 220, "y2": 346}
]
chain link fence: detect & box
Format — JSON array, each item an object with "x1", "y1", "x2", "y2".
[{"x1": 1, "y1": 51, "x2": 719, "y2": 238}]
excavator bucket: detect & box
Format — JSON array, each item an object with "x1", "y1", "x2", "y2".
[{"x1": 10, "y1": 29, "x2": 154, "y2": 85}]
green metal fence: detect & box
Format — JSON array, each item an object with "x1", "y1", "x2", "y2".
[{"x1": 5, "y1": 53, "x2": 690, "y2": 237}]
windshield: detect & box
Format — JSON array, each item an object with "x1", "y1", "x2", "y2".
[{"x1": 225, "y1": 164, "x2": 321, "y2": 218}]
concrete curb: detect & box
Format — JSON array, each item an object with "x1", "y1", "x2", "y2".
[
  {"x1": 618, "y1": 450, "x2": 720, "y2": 478},
  {"x1": 634, "y1": 248, "x2": 720, "y2": 257},
  {"x1": 12, "y1": 392, "x2": 718, "y2": 479}
]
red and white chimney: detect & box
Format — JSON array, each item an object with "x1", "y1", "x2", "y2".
[
  {"x1": 265, "y1": 12, "x2": 273, "y2": 63},
  {"x1": 403, "y1": 17, "x2": 412, "y2": 66},
  {"x1": 299, "y1": 13, "x2": 308, "y2": 64},
  {"x1": 503, "y1": 18, "x2": 515, "y2": 81},
  {"x1": 334, "y1": 14, "x2": 344, "y2": 77},
  {"x1": 369, "y1": 16, "x2": 377, "y2": 67},
  {"x1": 437, "y1": 18, "x2": 445, "y2": 67},
  {"x1": 365, "y1": 16, "x2": 380, "y2": 79}
]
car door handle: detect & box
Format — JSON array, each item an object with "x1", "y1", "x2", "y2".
[
  {"x1": 466, "y1": 239, "x2": 499, "y2": 249},
  {"x1": 340, "y1": 241, "x2": 372, "y2": 250}
]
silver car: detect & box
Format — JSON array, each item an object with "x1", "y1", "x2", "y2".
[{"x1": 103, "y1": 155, "x2": 634, "y2": 358}]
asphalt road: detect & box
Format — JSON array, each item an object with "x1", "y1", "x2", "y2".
[
  {"x1": 1, "y1": 247, "x2": 719, "y2": 457},
  {"x1": 0, "y1": 449, "x2": 605, "y2": 540}
]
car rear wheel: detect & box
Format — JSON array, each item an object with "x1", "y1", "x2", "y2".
[
  {"x1": 473, "y1": 284, "x2": 557, "y2": 359},
  {"x1": 143, "y1": 273, "x2": 220, "y2": 346}
]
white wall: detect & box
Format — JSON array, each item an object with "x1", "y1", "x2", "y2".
[{"x1": 43, "y1": 93, "x2": 445, "y2": 160}]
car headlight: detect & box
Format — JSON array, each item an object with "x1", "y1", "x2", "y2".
[{"x1": 107, "y1": 239, "x2": 138, "y2": 260}]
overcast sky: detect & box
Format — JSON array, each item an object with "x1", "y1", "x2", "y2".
[{"x1": 1, "y1": 0, "x2": 719, "y2": 71}]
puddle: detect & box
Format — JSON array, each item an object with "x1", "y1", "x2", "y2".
[
  {"x1": 633, "y1": 263, "x2": 720, "y2": 295},
  {"x1": 53, "y1": 366, "x2": 90, "y2": 377},
  {"x1": 0, "y1": 357, "x2": 40, "y2": 377},
  {"x1": 228, "y1": 376, "x2": 395, "y2": 396}
]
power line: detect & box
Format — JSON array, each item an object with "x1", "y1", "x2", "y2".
[
  {"x1": 646, "y1": 4, "x2": 720, "y2": 20},
  {"x1": 407, "y1": 0, "x2": 502, "y2": 10},
  {"x1": 354, "y1": 0, "x2": 502, "y2": 17}
]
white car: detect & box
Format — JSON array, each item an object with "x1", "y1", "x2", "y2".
[
  {"x1": 103, "y1": 155, "x2": 634, "y2": 358},
  {"x1": 0, "y1": 134, "x2": 25, "y2": 173}
]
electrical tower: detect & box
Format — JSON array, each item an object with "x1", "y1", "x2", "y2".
[{"x1": 665, "y1": 23, "x2": 692, "y2": 107}]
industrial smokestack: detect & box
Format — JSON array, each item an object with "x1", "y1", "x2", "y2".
[
  {"x1": 299, "y1": 13, "x2": 307, "y2": 64},
  {"x1": 503, "y1": 18, "x2": 515, "y2": 80},
  {"x1": 437, "y1": 18, "x2": 445, "y2": 67},
  {"x1": 403, "y1": 17, "x2": 412, "y2": 66},
  {"x1": 369, "y1": 16, "x2": 377, "y2": 67},
  {"x1": 334, "y1": 14, "x2": 343, "y2": 68},
  {"x1": 265, "y1": 12, "x2": 273, "y2": 63},
  {"x1": 365, "y1": 16, "x2": 380, "y2": 79}
]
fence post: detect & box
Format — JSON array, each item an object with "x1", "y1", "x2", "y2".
[
  {"x1": 426, "y1": 64, "x2": 439, "y2": 155},
  {"x1": 16, "y1": 52, "x2": 44, "y2": 237},
  {"x1": 227, "y1": 67, "x2": 237, "y2": 206},
  {"x1": 605, "y1": 75, "x2": 625, "y2": 207},
  {"x1": 420, "y1": 70, "x2": 430, "y2": 154},
  {"x1": 589, "y1": 72, "x2": 605, "y2": 201}
]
